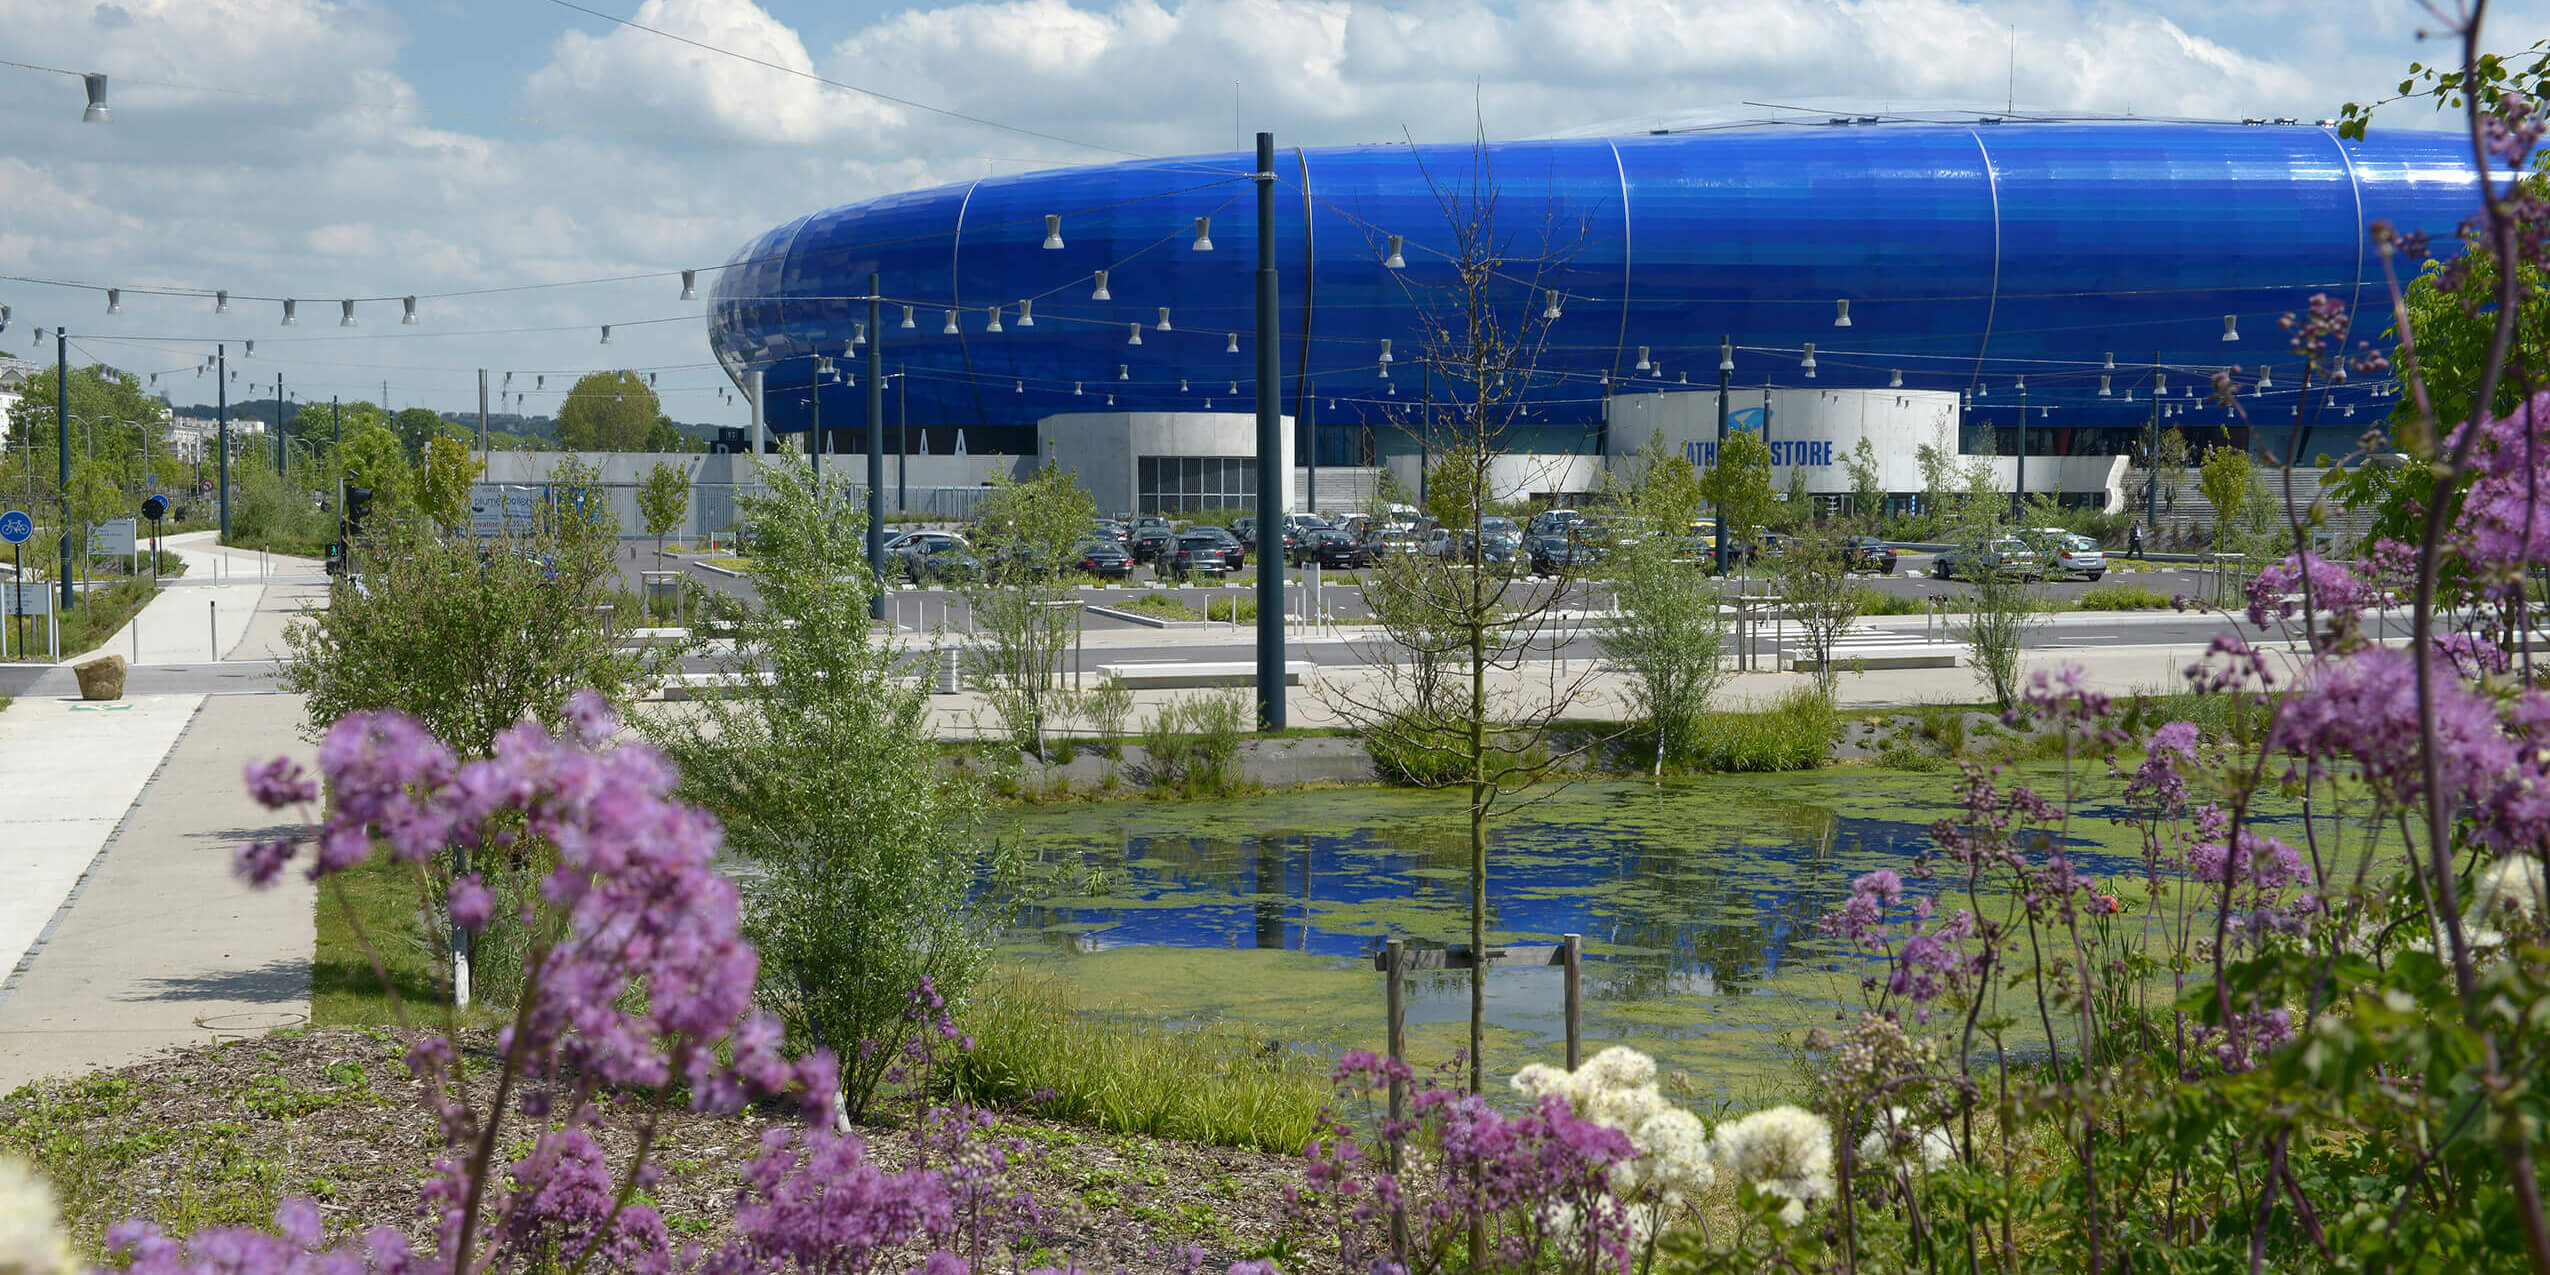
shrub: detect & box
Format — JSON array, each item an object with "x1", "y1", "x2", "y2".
[
  {"x1": 1683, "y1": 686, "x2": 1838, "y2": 773},
  {"x1": 1140, "y1": 691, "x2": 1250, "y2": 794},
  {"x1": 1204, "y1": 595, "x2": 1258, "y2": 623}
]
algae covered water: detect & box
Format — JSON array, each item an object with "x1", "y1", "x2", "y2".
[{"x1": 995, "y1": 771, "x2": 2162, "y2": 1098}]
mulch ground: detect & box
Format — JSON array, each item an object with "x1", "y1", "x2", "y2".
[{"x1": 0, "y1": 1026, "x2": 1319, "y2": 1272}]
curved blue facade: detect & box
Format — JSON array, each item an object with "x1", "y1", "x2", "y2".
[{"x1": 709, "y1": 121, "x2": 2480, "y2": 463}]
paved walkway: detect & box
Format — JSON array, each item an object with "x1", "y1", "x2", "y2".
[{"x1": 0, "y1": 537, "x2": 324, "y2": 1092}]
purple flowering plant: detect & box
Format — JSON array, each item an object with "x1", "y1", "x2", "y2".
[{"x1": 1788, "y1": 35, "x2": 2550, "y2": 1273}]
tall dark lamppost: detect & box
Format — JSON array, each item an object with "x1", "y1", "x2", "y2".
[
  {"x1": 217, "y1": 345, "x2": 230, "y2": 539},
  {"x1": 55, "y1": 328, "x2": 71, "y2": 611},
  {"x1": 865, "y1": 274, "x2": 885, "y2": 619},
  {"x1": 2147, "y1": 351, "x2": 2163, "y2": 534},
  {"x1": 275, "y1": 374, "x2": 287, "y2": 477},
  {"x1": 1713, "y1": 337, "x2": 1733, "y2": 575},
  {"x1": 1251, "y1": 131, "x2": 1285, "y2": 730}
]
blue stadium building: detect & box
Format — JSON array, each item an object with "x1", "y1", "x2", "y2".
[{"x1": 707, "y1": 118, "x2": 2480, "y2": 515}]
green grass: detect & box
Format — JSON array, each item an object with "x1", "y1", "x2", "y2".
[
  {"x1": 3, "y1": 576, "x2": 160, "y2": 664},
  {"x1": 1681, "y1": 686, "x2": 1840, "y2": 772},
  {"x1": 947, "y1": 972, "x2": 1328, "y2": 1154},
  {"x1": 1203, "y1": 596, "x2": 1257, "y2": 623},
  {"x1": 310, "y1": 854, "x2": 506, "y2": 1030},
  {"x1": 2076, "y1": 582, "x2": 2175, "y2": 611},
  {"x1": 1109, "y1": 592, "x2": 1203, "y2": 621}
]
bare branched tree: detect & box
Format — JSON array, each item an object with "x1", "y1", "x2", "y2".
[{"x1": 1314, "y1": 135, "x2": 1611, "y2": 1095}]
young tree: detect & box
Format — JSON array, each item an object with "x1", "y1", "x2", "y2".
[
  {"x1": 1698, "y1": 428, "x2": 1775, "y2": 558},
  {"x1": 2198, "y1": 443, "x2": 2252, "y2": 549},
  {"x1": 392, "y1": 407, "x2": 448, "y2": 461},
  {"x1": 960, "y1": 459, "x2": 1097, "y2": 756},
  {"x1": 2152, "y1": 425, "x2": 2193, "y2": 528},
  {"x1": 1845, "y1": 437, "x2": 1886, "y2": 526},
  {"x1": 1602, "y1": 437, "x2": 1727, "y2": 772},
  {"x1": 636, "y1": 460, "x2": 692, "y2": 567},
  {"x1": 1947, "y1": 462, "x2": 2039, "y2": 710},
  {"x1": 336, "y1": 418, "x2": 415, "y2": 516},
  {"x1": 1316, "y1": 140, "x2": 1605, "y2": 1095},
  {"x1": 1775, "y1": 524, "x2": 1863, "y2": 696},
  {"x1": 416, "y1": 436, "x2": 482, "y2": 533},
  {"x1": 644, "y1": 464, "x2": 994, "y2": 1119}
]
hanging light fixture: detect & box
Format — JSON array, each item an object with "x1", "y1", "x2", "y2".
[
  {"x1": 2155, "y1": 371, "x2": 2167, "y2": 395},
  {"x1": 1017, "y1": 299, "x2": 1035, "y2": 328},
  {"x1": 1384, "y1": 235, "x2": 1405, "y2": 269},
  {"x1": 1800, "y1": 343, "x2": 1817, "y2": 378},
  {"x1": 1127, "y1": 323, "x2": 1143, "y2": 346},
  {"x1": 1387, "y1": 382, "x2": 1396, "y2": 396},
  {"x1": 1379, "y1": 338, "x2": 1395, "y2": 364},
  {"x1": 1378, "y1": 362, "x2": 1389, "y2": 380},
  {"x1": 1978, "y1": 380, "x2": 1988, "y2": 397},
  {"x1": 340, "y1": 300, "x2": 358, "y2": 327},
  {"x1": 282, "y1": 299, "x2": 297, "y2": 325},
  {"x1": 1634, "y1": 346, "x2": 1651, "y2": 372},
  {"x1": 2123, "y1": 387, "x2": 2134, "y2": 403},
  {"x1": 985, "y1": 305, "x2": 1003, "y2": 333},
  {"x1": 1545, "y1": 290, "x2": 1563, "y2": 321},
  {"x1": 537, "y1": 375, "x2": 544, "y2": 390},
  {"x1": 2103, "y1": 351, "x2": 2116, "y2": 371},
  {"x1": 941, "y1": 309, "x2": 959, "y2": 335},
  {"x1": 852, "y1": 321, "x2": 866, "y2": 347},
  {"x1": 2222, "y1": 314, "x2": 2240, "y2": 342},
  {"x1": 2345, "y1": 403, "x2": 2356, "y2": 418},
  {"x1": 600, "y1": 325, "x2": 612, "y2": 344},
  {"x1": 1156, "y1": 307, "x2": 1173, "y2": 331},
  {"x1": 681, "y1": 270, "x2": 698, "y2": 301},
  {"x1": 82, "y1": 72, "x2": 109, "y2": 123},
  {"x1": 1074, "y1": 381, "x2": 1084, "y2": 395},
  {"x1": 1228, "y1": 381, "x2": 1238, "y2": 395},
  {"x1": 1720, "y1": 339, "x2": 1735, "y2": 373},
  {"x1": 2259, "y1": 365, "x2": 2273, "y2": 389},
  {"x1": 1119, "y1": 363, "x2": 1130, "y2": 380},
  {"x1": 1015, "y1": 379, "x2": 1024, "y2": 394},
  {"x1": 1204, "y1": 398, "x2": 1213, "y2": 409},
  {"x1": 402, "y1": 296, "x2": 419, "y2": 325},
  {"x1": 900, "y1": 306, "x2": 916, "y2": 330},
  {"x1": 1226, "y1": 331, "x2": 1239, "y2": 354},
  {"x1": 214, "y1": 290, "x2": 230, "y2": 315},
  {"x1": 244, "y1": 340, "x2": 255, "y2": 358},
  {"x1": 1091, "y1": 270, "x2": 1111, "y2": 301},
  {"x1": 650, "y1": 371, "x2": 660, "y2": 386},
  {"x1": 1598, "y1": 370, "x2": 1609, "y2": 386},
  {"x1": 2099, "y1": 375, "x2": 2112, "y2": 397},
  {"x1": 1044, "y1": 215, "x2": 1065, "y2": 250},
  {"x1": 1678, "y1": 371, "x2": 1689, "y2": 384},
  {"x1": 1179, "y1": 379, "x2": 1189, "y2": 392},
  {"x1": 1192, "y1": 217, "x2": 1213, "y2": 251},
  {"x1": 100, "y1": 288, "x2": 119, "y2": 315},
  {"x1": 1890, "y1": 369, "x2": 1903, "y2": 388},
  {"x1": 1833, "y1": 298, "x2": 1852, "y2": 327}
]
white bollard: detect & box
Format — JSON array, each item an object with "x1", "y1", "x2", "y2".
[{"x1": 210, "y1": 600, "x2": 219, "y2": 663}]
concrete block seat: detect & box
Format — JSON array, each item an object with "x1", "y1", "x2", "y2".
[{"x1": 1092, "y1": 660, "x2": 1316, "y2": 689}]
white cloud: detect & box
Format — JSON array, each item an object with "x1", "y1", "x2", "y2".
[{"x1": 525, "y1": 0, "x2": 899, "y2": 144}]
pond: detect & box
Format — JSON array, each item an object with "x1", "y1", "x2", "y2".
[{"x1": 994, "y1": 768, "x2": 2190, "y2": 1101}]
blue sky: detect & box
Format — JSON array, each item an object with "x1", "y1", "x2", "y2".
[{"x1": 0, "y1": 0, "x2": 2537, "y2": 423}]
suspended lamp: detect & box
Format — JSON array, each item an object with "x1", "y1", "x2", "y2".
[
  {"x1": 2103, "y1": 351, "x2": 2115, "y2": 371},
  {"x1": 1800, "y1": 343, "x2": 1817, "y2": 378},
  {"x1": 282, "y1": 299, "x2": 297, "y2": 325},
  {"x1": 1192, "y1": 217, "x2": 1213, "y2": 251},
  {"x1": 1384, "y1": 235, "x2": 1404, "y2": 269},
  {"x1": 244, "y1": 340, "x2": 254, "y2": 357},
  {"x1": 1119, "y1": 363, "x2": 1130, "y2": 380},
  {"x1": 985, "y1": 305, "x2": 1002, "y2": 333},
  {"x1": 2259, "y1": 365, "x2": 2273, "y2": 389},
  {"x1": 1226, "y1": 331, "x2": 1239, "y2": 354},
  {"x1": 340, "y1": 300, "x2": 357, "y2": 327},
  {"x1": 2222, "y1": 314, "x2": 2239, "y2": 342},
  {"x1": 600, "y1": 325, "x2": 612, "y2": 344},
  {"x1": 1720, "y1": 339, "x2": 1735, "y2": 372},
  {"x1": 82, "y1": 72, "x2": 109, "y2": 123},
  {"x1": 104, "y1": 288, "x2": 119, "y2": 315},
  {"x1": 1044, "y1": 215, "x2": 1065, "y2": 250},
  {"x1": 900, "y1": 306, "x2": 916, "y2": 330},
  {"x1": 1833, "y1": 298, "x2": 1852, "y2": 327},
  {"x1": 1091, "y1": 270, "x2": 1111, "y2": 301},
  {"x1": 1634, "y1": 346, "x2": 1651, "y2": 372},
  {"x1": 1156, "y1": 307, "x2": 1173, "y2": 331},
  {"x1": 1545, "y1": 291, "x2": 1563, "y2": 321},
  {"x1": 852, "y1": 321, "x2": 866, "y2": 347},
  {"x1": 1889, "y1": 369, "x2": 1903, "y2": 388},
  {"x1": 681, "y1": 270, "x2": 698, "y2": 301},
  {"x1": 1379, "y1": 338, "x2": 1394, "y2": 364},
  {"x1": 215, "y1": 290, "x2": 230, "y2": 315},
  {"x1": 402, "y1": 296, "x2": 418, "y2": 325},
  {"x1": 2098, "y1": 375, "x2": 2111, "y2": 397},
  {"x1": 942, "y1": 310, "x2": 959, "y2": 335},
  {"x1": 1127, "y1": 324, "x2": 1143, "y2": 346},
  {"x1": 1017, "y1": 300, "x2": 1034, "y2": 327}
]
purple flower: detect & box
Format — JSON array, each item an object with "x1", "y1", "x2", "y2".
[
  {"x1": 242, "y1": 756, "x2": 318, "y2": 809},
  {"x1": 447, "y1": 874, "x2": 494, "y2": 934},
  {"x1": 232, "y1": 838, "x2": 299, "y2": 887}
]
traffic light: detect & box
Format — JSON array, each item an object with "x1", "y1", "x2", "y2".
[{"x1": 342, "y1": 484, "x2": 375, "y2": 539}]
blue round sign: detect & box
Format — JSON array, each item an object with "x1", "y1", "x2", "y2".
[{"x1": 0, "y1": 510, "x2": 32, "y2": 545}]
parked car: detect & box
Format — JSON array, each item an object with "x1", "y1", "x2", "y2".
[
  {"x1": 2030, "y1": 528, "x2": 2108, "y2": 580},
  {"x1": 1420, "y1": 527, "x2": 1458, "y2": 559},
  {"x1": 1931, "y1": 538, "x2": 2039, "y2": 580},
  {"x1": 1072, "y1": 537, "x2": 1134, "y2": 579},
  {"x1": 1092, "y1": 519, "x2": 1129, "y2": 545},
  {"x1": 895, "y1": 533, "x2": 982, "y2": 583},
  {"x1": 1528, "y1": 508, "x2": 1584, "y2": 538},
  {"x1": 1128, "y1": 525, "x2": 1178, "y2": 564},
  {"x1": 1527, "y1": 533, "x2": 1602, "y2": 576},
  {"x1": 1367, "y1": 528, "x2": 1422, "y2": 559},
  {"x1": 1841, "y1": 536, "x2": 1901, "y2": 574},
  {"x1": 1301, "y1": 528, "x2": 1379, "y2": 569},
  {"x1": 1165, "y1": 530, "x2": 1245, "y2": 579}
]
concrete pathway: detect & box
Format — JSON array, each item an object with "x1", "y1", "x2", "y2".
[
  {"x1": 80, "y1": 531, "x2": 324, "y2": 667},
  {"x1": 0, "y1": 693, "x2": 316, "y2": 1091}
]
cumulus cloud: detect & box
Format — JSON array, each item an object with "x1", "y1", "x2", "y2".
[{"x1": 525, "y1": 0, "x2": 899, "y2": 144}]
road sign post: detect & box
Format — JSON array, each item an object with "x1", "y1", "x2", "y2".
[{"x1": 1, "y1": 510, "x2": 32, "y2": 660}]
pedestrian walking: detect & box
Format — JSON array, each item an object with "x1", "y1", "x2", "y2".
[{"x1": 2127, "y1": 523, "x2": 2144, "y2": 560}]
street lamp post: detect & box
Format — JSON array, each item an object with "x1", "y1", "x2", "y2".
[
  {"x1": 217, "y1": 344, "x2": 231, "y2": 540},
  {"x1": 1252, "y1": 130, "x2": 1284, "y2": 731},
  {"x1": 54, "y1": 328, "x2": 71, "y2": 611},
  {"x1": 1714, "y1": 337, "x2": 1732, "y2": 575},
  {"x1": 865, "y1": 274, "x2": 885, "y2": 620}
]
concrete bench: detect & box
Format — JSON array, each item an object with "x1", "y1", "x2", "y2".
[
  {"x1": 1093, "y1": 660, "x2": 1317, "y2": 689},
  {"x1": 1782, "y1": 643, "x2": 1965, "y2": 673}
]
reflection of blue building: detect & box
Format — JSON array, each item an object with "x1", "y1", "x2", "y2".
[{"x1": 711, "y1": 121, "x2": 2478, "y2": 510}]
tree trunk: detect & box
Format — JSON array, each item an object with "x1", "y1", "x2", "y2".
[{"x1": 1469, "y1": 617, "x2": 1487, "y2": 1096}]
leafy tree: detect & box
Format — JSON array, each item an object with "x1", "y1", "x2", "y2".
[
  {"x1": 418, "y1": 436, "x2": 482, "y2": 533},
  {"x1": 644, "y1": 464, "x2": 993, "y2": 1119},
  {"x1": 337, "y1": 419, "x2": 415, "y2": 517},
  {"x1": 1776, "y1": 524, "x2": 1863, "y2": 695},
  {"x1": 962, "y1": 459, "x2": 1097, "y2": 755},
  {"x1": 554, "y1": 371, "x2": 660, "y2": 452},
  {"x1": 644, "y1": 416, "x2": 690, "y2": 453},
  {"x1": 1423, "y1": 442, "x2": 1488, "y2": 531},
  {"x1": 1697, "y1": 427, "x2": 1775, "y2": 553},
  {"x1": 636, "y1": 461, "x2": 691, "y2": 567},
  {"x1": 1948, "y1": 463, "x2": 2040, "y2": 710},
  {"x1": 1603, "y1": 437, "x2": 1727, "y2": 772},
  {"x1": 2198, "y1": 444, "x2": 2252, "y2": 549},
  {"x1": 392, "y1": 407, "x2": 449, "y2": 461},
  {"x1": 2151, "y1": 425, "x2": 2193, "y2": 528},
  {"x1": 1845, "y1": 437, "x2": 1885, "y2": 524}
]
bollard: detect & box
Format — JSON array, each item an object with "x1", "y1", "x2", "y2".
[
  {"x1": 132, "y1": 616, "x2": 139, "y2": 665},
  {"x1": 210, "y1": 600, "x2": 219, "y2": 662}
]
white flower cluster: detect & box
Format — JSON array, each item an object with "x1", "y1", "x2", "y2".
[
  {"x1": 1855, "y1": 1105, "x2": 1959, "y2": 1173},
  {"x1": 0, "y1": 1156, "x2": 77, "y2": 1275},
  {"x1": 1713, "y1": 1106, "x2": 1836, "y2": 1226},
  {"x1": 1515, "y1": 1047, "x2": 1717, "y2": 1205}
]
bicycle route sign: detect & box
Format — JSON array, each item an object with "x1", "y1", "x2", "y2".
[{"x1": 0, "y1": 510, "x2": 31, "y2": 545}]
